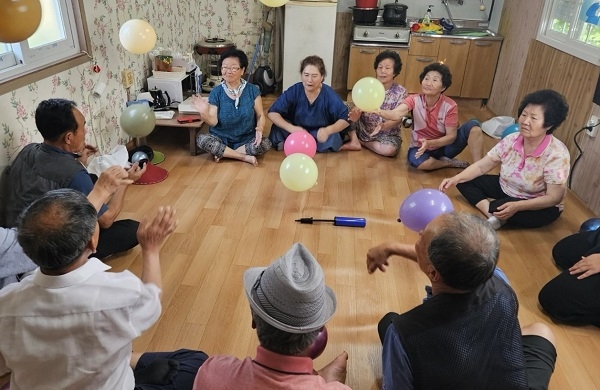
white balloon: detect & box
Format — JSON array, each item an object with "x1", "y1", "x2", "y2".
[
  {"x1": 119, "y1": 19, "x2": 157, "y2": 55},
  {"x1": 260, "y1": 0, "x2": 289, "y2": 7}
]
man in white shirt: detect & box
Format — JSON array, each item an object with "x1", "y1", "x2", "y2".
[{"x1": 0, "y1": 189, "x2": 207, "y2": 389}]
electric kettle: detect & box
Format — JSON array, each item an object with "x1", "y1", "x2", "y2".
[{"x1": 149, "y1": 89, "x2": 171, "y2": 110}]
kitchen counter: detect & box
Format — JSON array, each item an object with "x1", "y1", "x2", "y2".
[
  {"x1": 351, "y1": 41, "x2": 409, "y2": 49},
  {"x1": 410, "y1": 30, "x2": 503, "y2": 41}
]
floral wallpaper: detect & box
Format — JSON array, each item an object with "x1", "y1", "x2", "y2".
[{"x1": 0, "y1": 0, "x2": 265, "y2": 167}]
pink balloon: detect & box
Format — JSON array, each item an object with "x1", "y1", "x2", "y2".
[
  {"x1": 307, "y1": 326, "x2": 328, "y2": 359},
  {"x1": 284, "y1": 132, "x2": 317, "y2": 157},
  {"x1": 399, "y1": 189, "x2": 454, "y2": 232}
]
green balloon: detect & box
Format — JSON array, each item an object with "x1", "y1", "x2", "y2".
[{"x1": 119, "y1": 104, "x2": 156, "y2": 138}]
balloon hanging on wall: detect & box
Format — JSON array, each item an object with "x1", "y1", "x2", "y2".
[
  {"x1": 119, "y1": 19, "x2": 157, "y2": 55},
  {"x1": 0, "y1": 0, "x2": 42, "y2": 43},
  {"x1": 352, "y1": 77, "x2": 386, "y2": 112},
  {"x1": 260, "y1": 0, "x2": 289, "y2": 7},
  {"x1": 120, "y1": 104, "x2": 156, "y2": 138}
]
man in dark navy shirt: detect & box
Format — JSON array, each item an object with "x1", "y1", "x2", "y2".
[
  {"x1": 367, "y1": 212, "x2": 557, "y2": 390},
  {"x1": 4, "y1": 99, "x2": 145, "y2": 259}
]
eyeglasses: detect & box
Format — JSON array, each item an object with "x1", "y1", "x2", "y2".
[{"x1": 221, "y1": 66, "x2": 241, "y2": 73}]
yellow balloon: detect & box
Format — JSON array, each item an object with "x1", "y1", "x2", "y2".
[
  {"x1": 0, "y1": 0, "x2": 42, "y2": 43},
  {"x1": 352, "y1": 77, "x2": 386, "y2": 112},
  {"x1": 279, "y1": 153, "x2": 318, "y2": 192},
  {"x1": 119, "y1": 19, "x2": 157, "y2": 55},
  {"x1": 260, "y1": 0, "x2": 289, "y2": 7}
]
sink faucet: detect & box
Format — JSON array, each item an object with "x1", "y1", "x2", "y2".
[{"x1": 441, "y1": 0, "x2": 459, "y2": 27}]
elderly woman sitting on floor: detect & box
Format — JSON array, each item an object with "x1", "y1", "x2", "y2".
[{"x1": 192, "y1": 48, "x2": 271, "y2": 166}]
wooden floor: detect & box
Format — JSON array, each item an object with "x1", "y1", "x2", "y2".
[{"x1": 108, "y1": 97, "x2": 600, "y2": 389}]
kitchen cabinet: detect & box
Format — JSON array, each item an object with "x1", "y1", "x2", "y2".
[
  {"x1": 437, "y1": 39, "x2": 470, "y2": 97},
  {"x1": 461, "y1": 40, "x2": 502, "y2": 98},
  {"x1": 348, "y1": 35, "x2": 502, "y2": 99},
  {"x1": 405, "y1": 37, "x2": 439, "y2": 93},
  {"x1": 347, "y1": 45, "x2": 408, "y2": 90},
  {"x1": 405, "y1": 34, "x2": 502, "y2": 98}
]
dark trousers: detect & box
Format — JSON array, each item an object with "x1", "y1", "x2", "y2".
[
  {"x1": 456, "y1": 175, "x2": 561, "y2": 228},
  {"x1": 94, "y1": 219, "x2": 139, "y2": 259},
  {"x1": 538, "y1": 230, "x2": 600, "y2": 327},
  {"x1": 268, "y1": 124, "x2": 346, "y2": 152},
  {"x1": 134, "y1": 349, "x2": 209, "y2": 390}
]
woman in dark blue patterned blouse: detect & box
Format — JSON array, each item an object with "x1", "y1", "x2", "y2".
[{"x1": 192, "y1": 48, "x2": 271, "y2": 166}]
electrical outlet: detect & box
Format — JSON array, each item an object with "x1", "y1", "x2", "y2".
[
  {"x1": 588, "y1": 115, "x2": 599, "y2": 137},
  {"x1": 121, "y1": 69, "x2": 134, "y2": 88}
]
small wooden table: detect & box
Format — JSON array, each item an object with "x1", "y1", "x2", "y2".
[{"x1": 154, "y1": 111, "x2": 205, "y2": 155}]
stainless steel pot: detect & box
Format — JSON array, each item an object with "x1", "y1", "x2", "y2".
[{"x1": 382, "y1": 0, "x2": 408, "y2": 25}]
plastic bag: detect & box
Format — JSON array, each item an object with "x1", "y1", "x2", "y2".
[
  {"x1": 87, "y1": 145, "x2": 130, "y2": 176},
  {"x1": 481, "y1": 116, "x2": 515, "y2": 139}
]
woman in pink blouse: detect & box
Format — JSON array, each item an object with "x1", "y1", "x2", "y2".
[{"x1": 439, "y1": 89, "x2": 570, "y2": 229}]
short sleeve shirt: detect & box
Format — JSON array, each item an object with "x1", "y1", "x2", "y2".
[
  {"x1": 487, "y1": 133, "x2": 570, "y2": 209},
  {"x1": 268, "y1": 82, "x2": 348, "y2": 132},
  {"x1": 208, "y1": 83, "x2": 261, "y2": 149},
  {"x1": 403, "y1": 94, "x2": 459, "y2": 148},
  {"x1": 357, "y1": 83, "x2": 408, "y2": 137}
]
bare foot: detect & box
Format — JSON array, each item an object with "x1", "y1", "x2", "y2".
[
  {"x1": 317, "y1": 351, "x2": 348, "y2": 384},
  {"x1": 316, "y1": 127, "x2": 331, "y2": 143},
  {"x1": 242, "y1": 155, "x2": 258, "y2": 167},
  {"x1": 340, "y1": 140, "x2": 361, "y2": 151},
  {"x1": 213, "y1": 155, "x2": 221, "y2": 163}
]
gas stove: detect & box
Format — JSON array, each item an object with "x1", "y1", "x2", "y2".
[{"x1": 353, "y1": 22, "x2": 410, "y2": 44}]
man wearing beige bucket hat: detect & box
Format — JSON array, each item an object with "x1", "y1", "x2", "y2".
[{"x1": 193, "y1": 243, "x2": 350, "y2": 389}]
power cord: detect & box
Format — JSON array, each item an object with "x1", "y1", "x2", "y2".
[{"x1": 569, "y1": 119, "x2": 600, "y2": 189}]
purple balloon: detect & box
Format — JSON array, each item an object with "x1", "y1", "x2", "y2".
[{"x1": 399, "y1": 189, "x2": 454, "y2": 232}]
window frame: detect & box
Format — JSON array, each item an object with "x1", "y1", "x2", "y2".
[
  {"x1": 538, "y1": 0, "x2": 600, "y2": 66},
  {"x1": 0, "y1": 0, "x2": 91, "y2": 96}
]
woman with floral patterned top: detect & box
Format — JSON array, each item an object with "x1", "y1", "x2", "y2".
[
  {"x1": 343, "y1": 51, "x2": 408, "y2": 156},
  {"x1": 439, "y1": 89, "x2": 570, "y2": 230}
]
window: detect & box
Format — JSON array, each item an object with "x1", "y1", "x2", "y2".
[
  {"x1": 0, "y1": 0, "x2": 91, "y2": 95},
  {"x1": 538, "y1": 0, "x2": 600, "y2": 65}
]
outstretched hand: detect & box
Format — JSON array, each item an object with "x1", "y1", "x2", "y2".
[
  {"x1": 569, "y1": 253, "x2": 600, "y2": 279},
  {"x1": 127, "y1": 162, "x2": 147, "y2": 182},
  {"x1": 348, "y1": 107, "x2": 362, "y2": 122},
  {"x1": 366, "y1": 244, "x2": 391, "y2": 274},
  {"x1": 88, "y1": 166, "x2": 133, "y2": 211},
  {"x1": 414, "y1": 139, "x2": 430, "y2": 159},
  {"x1": 192, "y1": 95, "x2": 210, "y2": 114},
  {"x1": 137, "y1": 206, "x2": 178, "y2": 252},
  {"x1": 96, "y1": 166, "x2": 133, "y2": 193},
  {"x1": 439, "y1": 177, "x2": 458, "y2": 193}
]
